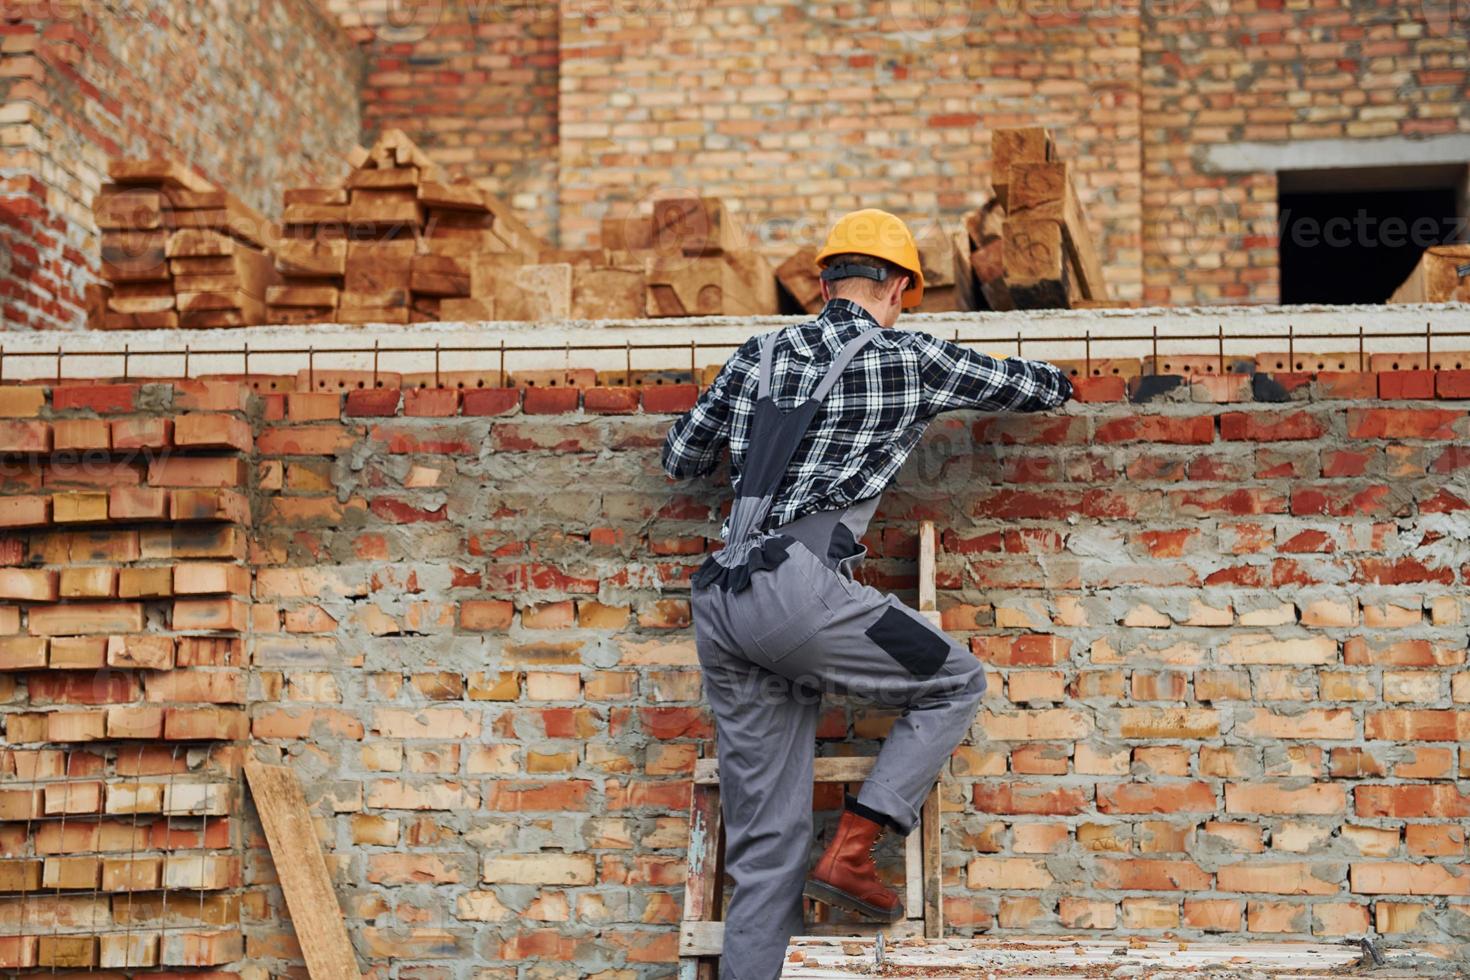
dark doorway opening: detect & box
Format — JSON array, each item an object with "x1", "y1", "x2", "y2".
[{"x1": 1278, "y1": 165, "x2": 1465, "y2": 304}]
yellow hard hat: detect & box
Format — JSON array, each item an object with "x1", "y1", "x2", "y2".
[{"x1": 814, "y1": 209, "x2": 925, "y2": 308}]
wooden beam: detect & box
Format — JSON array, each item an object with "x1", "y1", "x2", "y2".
[
  {"x1": 651, "y1": 195, "x2": 744, "y2": 255},
  {"x1": 645, "y1": 252, "x2": 777, "y2": 317},
  {"x1": 775, "y1": 246, "x2": 824, "y2": 314},
  {"x1": 472, "y1": 181, "x2": 546, "y2": 257},
  {"x1": 1006, "y1": 160, "x2": 1109, "y2": 301},
  {"x1": 991, "y1": 127, "x2": 1054, "y2": 207},
  {"x1": 682, "y1": 918, "x2": 927, "y2": 957},
  {"x1": 108, "y1": 159, "x2": 215, "y2": 194},
  {"x1": 784, "y1": 936, "x2": 1394, "y2": 976},
  {"x1": 1389, "y1": 243, "x2": 1470, "y2": 303},
  {"x1": 920, "y1": 787, "x2": 943, "y2": 938},
  {"x1": 918, "y1": 519, "x2": 938, "y2": 625},
  {"x1": 1002, "y1": 218, "x2": 1077, "y2": 309},
  {"x1": 965, "y1": 199, "x2": 1013, "y2": 311},
  {"x1": 243, "y1": 760, "x2": 363, "y2": 980}
]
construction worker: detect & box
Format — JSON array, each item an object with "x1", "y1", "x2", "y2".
[{"x1": 661, "y1": 209, "x2": 1073, "y2": 980}]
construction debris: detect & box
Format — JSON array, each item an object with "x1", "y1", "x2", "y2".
[{"x1": 1388, "y1": 243, "x2": 1470, "y2": 304}]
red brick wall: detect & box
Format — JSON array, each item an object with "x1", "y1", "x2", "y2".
[
  {"x1": 558, "y1": 1, "x2": 1145, "y2": 300},
  {"x1": 3, "y1": 358, "x2": 1470, "y2": 971},
  {"x1": 0, "y1": 1, "x2": 362, "y2": 330},
  {"x1": 325, "y1": 0, "x2": 562, "y2": 242},
  {"x1": 320, "y1": 0, "x2": 1469, "y2": 307},
  {"x1": 1140, "y1": 2, "x2": 1470, "y2": 306}
]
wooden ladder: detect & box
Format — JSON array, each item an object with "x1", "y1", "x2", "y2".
[{"x1": 678, "y1": 522, "x2": 946, "y2": 978}]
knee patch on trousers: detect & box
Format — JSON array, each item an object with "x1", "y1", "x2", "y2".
[{"x1": 863, "y1": 607, "x2": 950, "y2": 679}]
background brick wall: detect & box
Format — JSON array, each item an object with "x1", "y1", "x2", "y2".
[
  {"x1": 0, "y1": 1, "x2": 363, "y2": 330},
  {"x1": 324, "y1": 0, "x2": 561, "y2": 242},
  {"x1": 558, "y1": 0, "x2": 1145, "y2": 302},
  {"x1": 316, "y1": 0, "x2": 1467, "y2": 309},
  {"x1": 7, "y1": 1, "x2": 1467, "y2": 330},
  {"x1": 1140, "y1": 1, "x2": 1470, "y2": 305}
]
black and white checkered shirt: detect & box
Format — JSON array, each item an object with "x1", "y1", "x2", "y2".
[{"x1": 661, "y1": 297, "x2": 1074, "y2": 530}]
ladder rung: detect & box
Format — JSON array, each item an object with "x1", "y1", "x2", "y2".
[{"x1": 694, "y1": 756, "x2": 877, "y2": 786}]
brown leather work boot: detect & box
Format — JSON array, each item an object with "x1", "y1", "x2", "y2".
[{"x1": 803, "y1": 797, "x2": 904, "y2": 921}]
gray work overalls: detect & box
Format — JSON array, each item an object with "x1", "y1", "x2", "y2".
[{"x1": 689, "y1": 326, "x2": 988, "y2": 980}]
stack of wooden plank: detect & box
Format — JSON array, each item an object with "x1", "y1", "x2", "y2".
[
  {"x1": 777, "y1": 139, "x2": 1115, "y2": 317},
  {"x1": 463, "y1": 194, "x2": 777, "y2": 322},
  {"x1": 1389, "y1": 243, "x2": 1470, "y2": 304},
  {"x1": 643, "y1": 195, "x2": 776, "y2": 317},
  {"x1": 775, "y1": 233, "x2": 975, "y2": 316},
  {"x1": 92, "y1": 161, "x2": 278, "y2": 329},
  {"x1": 268, "y1": 130, "x2": 525, "y2": 325},
  {"x1": 468, "y1": 248, "x2": 647, "y2": 321},
  {"x1": 952, "y1": 127, "x2": 1116, "y2": 311}
]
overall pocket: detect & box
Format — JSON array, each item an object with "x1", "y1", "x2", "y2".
[{"x1": 738, "y1": 544, "x2": 836, "y2": 662}]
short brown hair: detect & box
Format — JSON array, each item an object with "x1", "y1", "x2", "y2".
[{"x1": 822, "y1": 252, "x2": 910, "y2": 301}]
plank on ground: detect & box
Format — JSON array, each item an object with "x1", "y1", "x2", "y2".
[
  {"x1": 243, "y1": 759, "x2": 363, "y2": 980},
  {"x1": 783, "y1": 936, "x2": 1389, "y2": 978}
]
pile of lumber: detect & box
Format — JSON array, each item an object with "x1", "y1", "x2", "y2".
[
  {"x1": 92, "y1": 128, "x2": 1124, "y2": 328},
  {"x1": 92, "y1": 161, "x2": 278, "y2": 329},
  {"x1": 774, "y1": 238, "x2": 961, "y2": 316},
  {"x1": 776, "y1": 131, "x2": 1116, "y2": 316},
  {"x1": 269, "y1": 130, "x2": 535, "y2": 325},
  {"x1": 642, "y1": 196, "x2": 776, "y2": 317},
  {"x1": 461, "y1": 194, "x2": 777, "y2": 321},
  {"x1": 953, "y1": 127, "x2": 1117, "y2": 311},
  {"x1": 1388, "y1": 243, "x2": 1470, "y2": 304}
]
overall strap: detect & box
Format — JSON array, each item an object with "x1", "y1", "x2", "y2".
[
  {"x1": 811, "y1": 327, "x2": 882, "y2": 403},
  {"x1": 757, "y1": 330, "x2": 778, "y2": 400},
  {"x1": 758, "y1": 325, "x2": 880, "y2": 404}
]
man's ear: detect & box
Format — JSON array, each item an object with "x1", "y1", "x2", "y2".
[{"x1": 820, "y1": 279, "x2": 831, "y2": 302}]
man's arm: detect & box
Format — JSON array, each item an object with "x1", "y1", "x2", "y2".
[
  {"x1": 907, "y1": 332, "x2": 1073, "y2": 415},
  {"x1": 661, "y1": 337, "x2": 758, "y2": 479}
]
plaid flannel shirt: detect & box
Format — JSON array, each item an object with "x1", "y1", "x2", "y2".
[{"x1": 661, "y1": 297, "x2": 1074, "y2": 533}]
